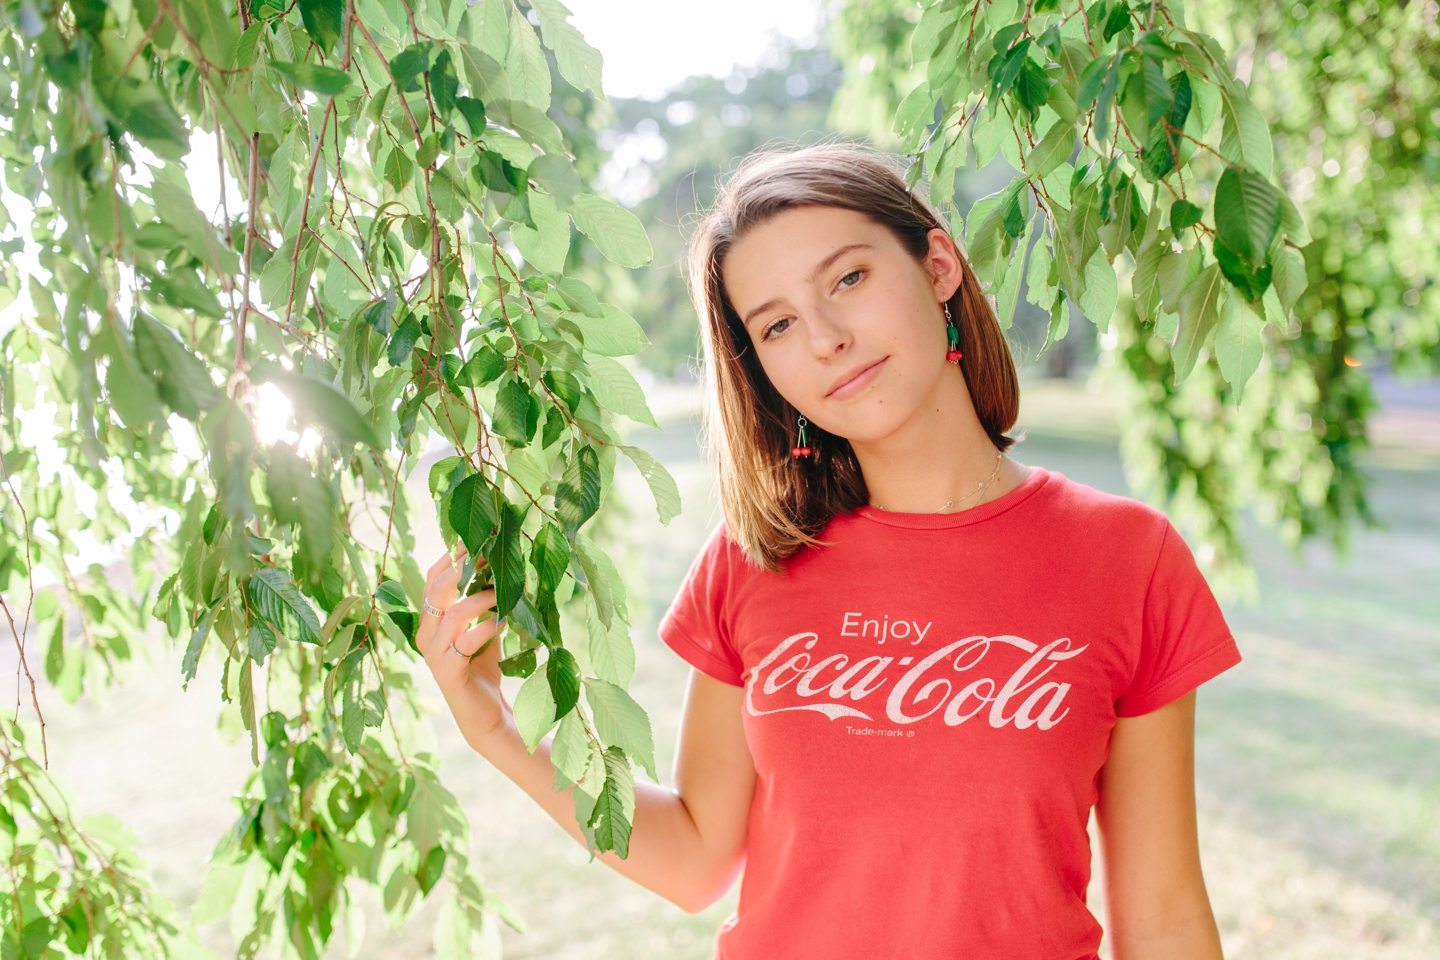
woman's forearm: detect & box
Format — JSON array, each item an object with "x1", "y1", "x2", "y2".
[{"x1": 465, "y1": 714, "x2": 745, "y2": 913}]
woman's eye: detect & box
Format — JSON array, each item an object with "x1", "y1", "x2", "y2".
[
  {"x1": 763, "y1": 317, "x2": 792, "y2": 340},
  {"x1": 837, "y1": 269, "x2": 863, "y2": 289}
]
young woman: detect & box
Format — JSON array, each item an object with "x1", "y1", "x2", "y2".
[{"x1": 415, "y1": 145, "x2": 1240, "y2": 959}]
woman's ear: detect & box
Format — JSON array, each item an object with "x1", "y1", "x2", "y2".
[{"x1": 925, "y1": 227, "x2": 965, "y2": 303}]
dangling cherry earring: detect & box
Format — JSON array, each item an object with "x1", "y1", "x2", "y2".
[
  {"x1": 945, "y1": 302, "x2": 963, "y2": 363},
  {"x1": 791, "y1": 415, "x2": 812, "y2": 458}
]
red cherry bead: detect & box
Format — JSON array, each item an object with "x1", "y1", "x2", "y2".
[
  {"x1": 791, "y1": 446, "x2": 812, "y2": 458},
  {"x1": 946, "y1": 349, "x2": 964, "y2": 363}
]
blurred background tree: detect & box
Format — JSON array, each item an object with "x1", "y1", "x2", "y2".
[{"x1": 579, "y1": 0, "x2": 1440, "y2": 594}]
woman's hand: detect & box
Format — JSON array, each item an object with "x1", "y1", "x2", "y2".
[{"x1": 415, "y1": 547, "x2": 509, "y2": 745}]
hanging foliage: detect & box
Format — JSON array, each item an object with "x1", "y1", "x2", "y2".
[
  {"x1": 831, "y1": 0, "x2": 1438, "y2": 589},
  {"x1": 0, "y1": 0, "x2": 679, "y2": 953}
]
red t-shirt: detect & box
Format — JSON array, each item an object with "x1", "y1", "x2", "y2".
[{"x1": 658, "y1": 467, "x2": 1240, "y2": 960}]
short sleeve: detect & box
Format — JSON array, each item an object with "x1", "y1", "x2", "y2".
[
  {"x1": 1115, "y1": 522, "x2": 1242, "y2": 717},
  {"x1": 656, "y1": 524, "x2": 746, "y2": 687}
]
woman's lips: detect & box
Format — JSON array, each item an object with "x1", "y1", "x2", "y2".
[{"x1": 826, "y1": 357, "x2": 887, "y2": 399}]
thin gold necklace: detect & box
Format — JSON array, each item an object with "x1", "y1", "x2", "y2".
[{"x1": 870, "y1": 452, "x2": 1004, "y2": 514}]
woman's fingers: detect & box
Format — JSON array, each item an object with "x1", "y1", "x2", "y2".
[
  {"x1": 418, "y1": 589, "x2": 496, "y2": 658},
  {"x1": 453, "y1": 617, "x2": 501, "y2": 658},
  {"x1": 420, "y1": 547, "x2": 469, "y2": 625}
]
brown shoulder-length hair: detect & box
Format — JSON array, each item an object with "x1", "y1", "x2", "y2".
[{"x1": 688, "y1": 144, "x2": 1020, "y2": 571}]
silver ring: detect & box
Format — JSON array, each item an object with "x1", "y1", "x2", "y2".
[
  {"x1": 447, "y1": 641, "x2": 467, "y2": 658},
  {"x1": 423, "y1": 599, "x2": 447, "y2": 617}
]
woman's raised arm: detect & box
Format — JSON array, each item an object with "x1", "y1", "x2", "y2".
[
  {"x1": 1094, "y1": 691, "x2": 1224, "y2": 960},
  {"x1": 417, "y1": 550, "x2": 754, "y2": 913}
]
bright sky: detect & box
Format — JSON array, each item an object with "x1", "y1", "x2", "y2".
[{"x1": 563, "y1": 0, "x2": 824, "y2": 100}]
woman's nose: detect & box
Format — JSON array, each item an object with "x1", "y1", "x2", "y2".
[{"x1": 803, "y1": 308, "x2": 851, "y2": 359}]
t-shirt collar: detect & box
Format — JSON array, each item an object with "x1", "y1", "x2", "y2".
[{"x1": 852, "y1": 465, "x2": 1051, "y2": 529}]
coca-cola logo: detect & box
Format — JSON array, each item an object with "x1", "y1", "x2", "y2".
[{"x1": 745, "y1": 612, "x2": 1088, "y2": 731}]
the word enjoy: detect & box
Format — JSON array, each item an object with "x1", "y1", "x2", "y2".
[
  {"x1": 840, "y1": 610, "x2": 932, "y2": 645},
  {"x1": 745, "y1": 631, "x2": 1088, "y2": 732}
]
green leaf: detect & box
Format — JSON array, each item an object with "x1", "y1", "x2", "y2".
[
  {"x1": 247, "y1": 623, "x2": 277, "y2": 664},
  {"x1": 513, "y1": 668, "x2": 558, "y2": 751},
  {"x1": 1043, "y1": 289, "x2": 1069, "y2": 351},
  {"x1": 1170, "y1": 199, "x2": 1202, "y2": 232},
  {"x1": 485, "y1": 503, "x2": 526, "y2": 616},
  {"x1": 576, "y1": 531, "x2": 624, "y2": 627},
  {"x1": 448, "y1": 472, "x2": 497, "y2": 557},
  {"x1": 270, "y1": 62, "x2": 354, "y2": 97},
  {"x1": 1213, "y1": 235, "x2": 1272, "y2": 303},
  {"x1": 455, "y1": 96, "x2": 488, "y2": 137},
  {"x1": 543, "y1": 370, "x2": 583, "y2": 413},
  {"x1": 619, "y1": 445, "x2": 681, "y2": 525},
  {"x1": 1013, "y1": 57, "x2": 1053, "y2": 118},
  {"x1": 458, "y1": 345, "x2": 507, "y2": 386},
  {"x1": 96, "y1": 76, "x2": 190, "y2": 158},
  {"x1": 430, "y1": 49, "x2": 461, "y2": 118},
  {"x1": 584, "y1": 679, "x2": 656, "y2": 780},
  {"x1": 179, "y1": 0, "x2": 238, "y2": 68},
  {"x1": 341, "y1": 682, "x2": 364, "y2": 752},
  {"x1": 1213, "y1": 167, "x2": 1282, "y2": 264},
  {"x1": 1064, "y1": 184, "x2": 1103, "y2": 275},
  {"x1": 1103, "y1": 1, "x2": 1132, "y2": 40},
  {"x1": 588, "y1": 747, "x2": 635, "y2": 857},
  {"x1": 1154, "y1": 238, "x2": 1193, "y2": 306},
  {"x1": 1077, "y1": 252, "x2": 1118, "y2": 332},
  {"x1": 388, "y1": 314, "x2": 422, "y2": 365},
  {"x1": 1076, "y1": 53, "x2": 1110, "y2": 108},
  {"x1": 530, "y1": 0, "x2": 604, "y2": 96},
  {"x1": 144, "y1": 268, "x2": 224, "y2": 317},
  {"x1": 133, "y1": 312, "x2": 222, "y2": 420},
  {"x1": 297, "y1": 0, "x2": 343, "y2": 55},
  {"x1": 499, "y1": 648, "x2": 537, "y2": 678},
  {"x1": 402, "y1": 773, "x2": 456, "y2": 868},
  {"x1": 1121, "y1": 58, "x2": 1172, "y2": 137},
  {"x1": 555, "y1": 444, "x2": 601, "y2": 537},
  {"x1": 547, "y1": 647, "x2": 582, "y2": 720},
  {"x1": 1024, "y1": 230, "x2": 1055, "y2": 308},
  {"x1": 892, "y1": 84, "x2": 933, "y2": 150},
  {"x1": 506, "y1": 10, "x2": 552, "y2": 108},
  {"x1": 569, "y1": 304, "x2": 648, "y2": 357},
  {"x1": 511, "y1": 190, "x2": 571, "y2": 275},
  {"x1": 1131, "y1": 227, "x2": 1167, "y2": 324},
  {"x1": 1025, "y1": 120, "x2": 1076, "y2": 181},
  {"x1": 1272, "y1": 246, "x2": 1307, "y2": 315},
  {"x1": 531, "y1": 523, "x2": 570, "y2": 605},
  {"x1": 556, "y1": 276, "x2": 603, "y2": 316},
  {"x1": 1173, "y1": 264, "x2": 1225, "y2": 383},
  {"x1": 529, "y1": 153, "x2": 584, "y2": 209},
  {"x1": 491, "y1": 376, "x2": 536, "y2": 445},
  {"x1": 97, "y1": 320, "x2": 162, "y2": 429},
  {"x1": 587, "y1": 616, "x2": 635, "y2": 688},
  {"x1": 550, "y1": 711, "x2": 591, "y2": 787},
  {"x1": 1215, "y1": 295, "x2": 1265, "y2": 400},
  {"x1": 568, "y1": 195, "x2": 653, "y2": 267},
  {"x1": 459, "y1": 43, "x2": 512, "y2": 104},
  {"x1": 248, "y1": 567, "x2": 322, "y2": 644},
  {"x1": 416, "y1": 845, "x2": 447, "y2": 895},
  {"x1": 1278, "y1": 190, "x2": 1312, "y2": 247},
  {"x1": 390, "y1": 42, "x2": 436, "y2": 92},
  {"x1": 1218, "y1": 84, "x2": 1274, "y2": 179},
  {"x1": 255, "y1": 368, "x2": 382, "y2": 449},
  {"x1": 431, "y1": 161, "x2": 470, "y2": 221},
  {"x1": 583, "y1": 356, "x2": 657, "y2": 427},
  {"x1": 191, "y1": 861, "x2": 247, "y2": 926},
  {"x1": 994, "y1": 224, "x2": 1027, "y2": 329},
  {"x1": 990, "y1": 37, "x2": 1031, "y2": 101},
  {"x1": 153, "y1": 166, "x2": 241, "y2": 273}
]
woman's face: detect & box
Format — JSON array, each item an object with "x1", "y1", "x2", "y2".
[{"x1": 721, "y1": 205, "x2": 964, "y2": 445}]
